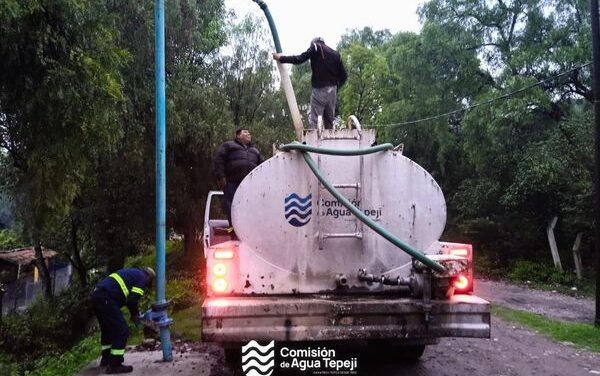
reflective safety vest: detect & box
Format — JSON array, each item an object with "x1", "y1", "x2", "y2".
[{"x1": 106, "y1": 270, "x2": 146, "y2": 301}]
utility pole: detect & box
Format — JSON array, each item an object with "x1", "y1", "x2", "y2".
[
  {"x1": 154, "y1": 0, "x2": 173, "y2": 358},
  {"x1": 590, "y1": 0, "x2": 600, "y2": 327}
]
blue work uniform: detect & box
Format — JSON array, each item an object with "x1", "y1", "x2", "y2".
[{"x1": 91, "y1": 268, "x2": 150, "y2": 365}]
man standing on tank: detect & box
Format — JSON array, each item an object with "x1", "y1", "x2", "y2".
[
  {"x1": 273, "y1": 37, "x2": 347, "y2": 129},
  {"x1": 213, "y1": 128, "x2": 263, "y2": 233}
]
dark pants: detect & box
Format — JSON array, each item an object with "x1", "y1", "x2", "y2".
[
  {"x1": 91, "y1": 288, "x2": 128, "y2": 365},
  {"x1": 222, "y1": 181, "x2": 240, "y2": 226}
]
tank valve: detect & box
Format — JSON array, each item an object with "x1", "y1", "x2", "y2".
[
  {"x1": 336, "y1": 273, "x2": 348, "y2": 288},
  {"x1": 357, "y1": 268, "x2": 412, "y2": 286}
]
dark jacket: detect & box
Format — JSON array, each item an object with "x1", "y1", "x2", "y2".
[
  {"x1": 279, "y1": 42, "x2": 347, "y2": 89},
  {"x1": 95, "y1": 268, "x2": 151, "y2": 319},
  {"x1": 213, "y1": 139, "x2": 262, "y2": 184}
]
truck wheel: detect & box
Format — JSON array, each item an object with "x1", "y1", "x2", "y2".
[
  {"x1": 366, "y1": 341, "x2": 426, "y2": 363},
  {"x1": 224, "y1": 347, "x2": 242, "y2": 366},
  {"x1": 396, "y1": 345, "x2": 426, "y2": 361}
]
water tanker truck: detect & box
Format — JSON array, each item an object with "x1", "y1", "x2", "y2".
[{"x1": 201, "y1": 126, "x2": 490, "y2": 361}]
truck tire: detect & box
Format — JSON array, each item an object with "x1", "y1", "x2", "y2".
[
  {"x1": 224, "y1": 347, "x2": 242, "y2": 366},
  {"x1": 396, "y1": 345, "x2": 426, "y2": 361},
  {"x1": 366, "y1": 340, "x2": 426, "y2": 362}
]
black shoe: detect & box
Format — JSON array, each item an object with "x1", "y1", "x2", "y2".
[
  {"x1": 100, "y1": 356, "x2": 110, "y2": 367},
  {"x1": 100, "y1": 349, "x2": 110, "y2": 367},
  {"x1": 105, "y1": 364, "x2": 133, "y2": 374}
]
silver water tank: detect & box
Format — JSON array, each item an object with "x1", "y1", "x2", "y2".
[{"x1": 231, "y1": 128, "x2": 446, "y2": 294}]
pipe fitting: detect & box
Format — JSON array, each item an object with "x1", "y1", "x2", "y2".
[{"x1": 336, "y1": 273, "x2": 348, "y2": 288}]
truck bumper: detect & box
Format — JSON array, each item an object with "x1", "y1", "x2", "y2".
[{"x1": 202, "y1": 294, "x2": 490, "y2": 342}]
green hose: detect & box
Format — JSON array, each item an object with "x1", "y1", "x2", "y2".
[
  {"x1": 280, "y1": 142, "x2": 394, "y2": 155},
  {"x1": 282, "y1": 142, "x2": 447, "y2": 274},
  {"x1": 252, "y1": 0, "x2": 282, "y2": 53}
]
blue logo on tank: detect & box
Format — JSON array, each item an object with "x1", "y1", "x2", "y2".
[{"x1": 284, "y1": 193, "x2": 312, "y2": 227}]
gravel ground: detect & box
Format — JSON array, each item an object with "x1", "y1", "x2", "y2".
[{"x1": 474, "y1": 278, "x2": 595, "y2": 323}]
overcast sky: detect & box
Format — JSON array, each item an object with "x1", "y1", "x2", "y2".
[{"x1": 224, "y1": 0, "x2": 425, "y2": 53}]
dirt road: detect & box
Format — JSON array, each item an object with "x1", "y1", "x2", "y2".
[
  {"x1": 79, "y1": 279, "x2": 599, "y2": 376},
  {"x1": 475, "y1": 279, "x2": 595, "y2": 323},
  {"x1": 364, "y1": 316, "x2": 600, "y2": 376}
]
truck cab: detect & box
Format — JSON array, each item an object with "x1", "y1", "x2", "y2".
[{"x1": 201, "y1": 128, "x2": 489, "y2": 360}]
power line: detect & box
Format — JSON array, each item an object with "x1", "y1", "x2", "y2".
[{"x1": 369, "y1": 63, "x2": 591, "y2": 129}]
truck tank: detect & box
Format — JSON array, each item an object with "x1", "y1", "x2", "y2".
[{"x1": 231, "y1": 128, "x2": 446, "y2": 294}]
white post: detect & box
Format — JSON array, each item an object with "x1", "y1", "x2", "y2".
[
  {"x1": 572, "y1": 232, "x2": 583, "y2": 280},
  {"x1": 546, "y1": 216, "x2": 562, "y2": 271}
]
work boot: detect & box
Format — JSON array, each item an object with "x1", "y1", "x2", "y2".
[
  {"x1": 105, "y1": 364, "x2": 133, "y2": 374},
  {"x1": 99, "y1": 349, "x2": 110, "y2": 367}
]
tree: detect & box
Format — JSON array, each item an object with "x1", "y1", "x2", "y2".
[
  {"x1": 0, "y1": 0, "x2": 127, "y2": 296},
  {"x1": 338, "y1": 43, "x2": 390, "y2": 124},
  {"x1": 417, "y1": 0, "x2": 594, "y2": 266},
  {"x1": 338, "y1": 27, "x2": 392, "y2": 50},
  {"x1": 377, "y1": 24, "x2": 487, "y2": 189}
]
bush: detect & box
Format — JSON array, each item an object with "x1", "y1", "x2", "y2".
[
  {"x1": 166, "y1": 277, "x2": 200, "y2": 310},
  {"x1": 0, "y1": 229, "x2": 22, "y2": 250},
  {"x1": 27, "y1": 334, "x2": 100, "y2": 376},
  {"x1": 128, "y1": 239, "x2": 203, "y2": 311},
  {"x1": 507, "y1": 260, "x2": 574, "y2": 286},
  {"x1": 0, "y1": 281, "x2": 93, "y2": 373}
]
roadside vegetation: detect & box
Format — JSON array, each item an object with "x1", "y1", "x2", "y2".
[
  {"x1": 0, "y1": 240, "x2": 201, "y2": 376},
  {"x1": 0, "y1": 0, "x2": 599, "y2": 374},
  {"x1": 492, "y1": 305, "x2": 600, "y2": 352},
  {"x1": 476, "y1": 257, "x2": 596, "y2": 298}
]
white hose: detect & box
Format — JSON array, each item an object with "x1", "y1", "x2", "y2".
[{"x1": 276, "y1": 62, "x2": 304, "y2": 140}]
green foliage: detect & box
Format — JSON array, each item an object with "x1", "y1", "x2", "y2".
[
  {"x1": 399, "y1": 0, "x2": 596, "y2": 272},
  {"x1": 338, "y1": 27, "x2": 392, "y2": 50},
  {"x1": 0, "y1": 282, "x2": 93, "y2": 373},
  {"x1": 170, "y1": 303, "x2": 203, "y2": 341},
  {"x1": 339, "y1": 42, "x2": 390, "y2": 123},
  {"x1": 0, "y1": 229, "x2": 22, "y2": 250},
  {"x1": 1, "y1": 334, "x2": 101, "y2": 376},
  {"x1": 165, "y1": 277, "x2": 199, "y2": 311},
  {"x1": 0, "y1": 352, "x2": 17, "y2": 376},
  {"x1": 492, "y1": 304, "x2": 600, "y2": 352},
  {"x1": 26, "y1": 334, "x2": 100, "y2": 376},
  {"x1": 137, "y1": 240, "x2": 201, "y2": 312},
  {"x1": 0, "y1": 0, "x2": 128, "y2": 233},
  {"x1": 507, "y1": 260, "x2": 574, "y2": 286}
]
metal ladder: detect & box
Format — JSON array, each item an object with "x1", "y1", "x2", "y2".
[{"x1": 314, "y1": 124, "x2": 365, "y2": 249}]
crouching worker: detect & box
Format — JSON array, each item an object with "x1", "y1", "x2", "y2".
[{"x1": 91, "y1": 267, "x2": 155, "y2": 374}]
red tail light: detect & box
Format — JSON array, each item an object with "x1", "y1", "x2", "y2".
[
  {"x1": 213, "y1": 263, "x2": 227, "y2": 277},
  {"x1": 209, "y1": 246, "x2": 237, "y2": 295},
  {"x1": 453, "y1": 274, "x2": 470, "y2": 291},
  {"x1": 439, "y1": 242, "x2": 474, "y2": 294}
]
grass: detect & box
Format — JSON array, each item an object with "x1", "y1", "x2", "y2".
[
  {"x1": 492, "y1": 304, "x2": 600, "y2": 352},
  {"x1": 9, "y1": 302, "x2": 203, "y2": 376},
  {"x1": 170, "y1": 303, "x2": 203, "y2": 342},
  {"x1": 0, "y1": 239, "x2": 203, "y2": 376},
  {"x1": 25, "y1": 334, "x2": 101, "y2": 376}
]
